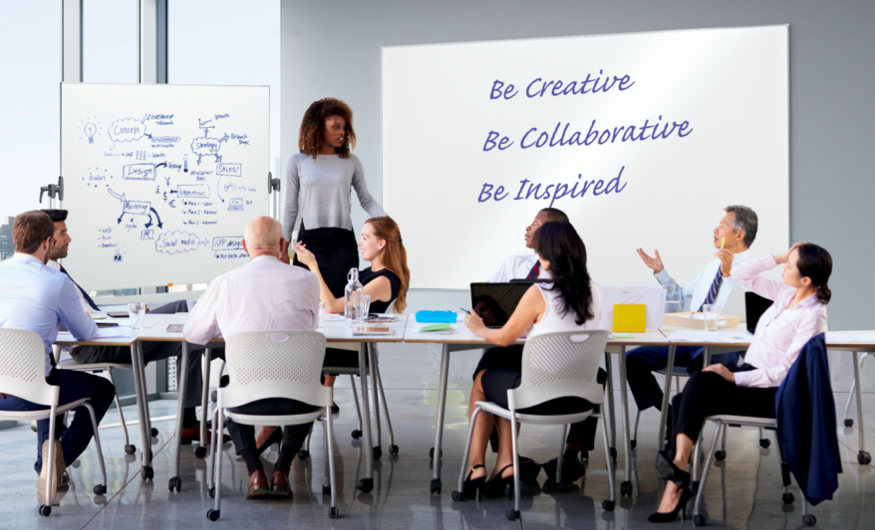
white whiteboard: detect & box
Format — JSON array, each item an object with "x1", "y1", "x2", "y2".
[
  {"x1": 383, "y1": 26, "x2": 789, "y2": 290},
  {"x1": 61, "y1": 83, "x2": 270, "y2": 291}
]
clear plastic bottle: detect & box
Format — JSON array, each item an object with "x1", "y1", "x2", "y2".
[{"x1": 344, "y1": 268, "x2": 364, "y2": 322}]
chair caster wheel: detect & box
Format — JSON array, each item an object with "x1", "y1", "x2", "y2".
[
  {"x1": 329, "y1": 507, "x2": 339, "y2": 519},
  {"x1": 715, "y1": 450, "x2": 726, "y2": 461},
  {"x1": 556, "y1": 482, "x2": 570, "y2": 493},
  {"x1": 620, "y1": 481, "x2": 633, "y2": 496},
  {"x1": 351, "y1": 429, "x2": 362, "y2": 439},
  {"x1": 505, "y1": 509, "x2": 520, "y2": 521},
  {"x1": 451, "y1": 490, "x2": 463, "y2": 501},
  {"x1": 610, "y1": 447, "x2": 618, "y2": 463},
  {"x1": 194, "y1": 446, "x2": 207, "y2": 459},
  {"x1": 39, "y1": 505, "x2": 51, "y2": 517},
  {"x1": 373, "y1": 446, "x2": 382, "y2": 460},
  {"x1": 125, "y1": 444, "x2": 136, "y2": 455},
  {"x1": 298, "y1": 449, "x2": 310, "y2": 460},
  {"x1": 630, "y1": 439, "x2": 637, "y2": 450},
  {"x1": 151, "y1": 427, "x2": 159, "y2": 437},
  {"x1": 206, "y1": 509, "x2": 220, "y2": 521},
  {"x1": 845, "y1": 419, "x2": 854, "y2": 427},
  {"x1": 323, "y1": 485, "x2": 331, "y2": 496},
  {"x1": 783, "y1": 492, "x2": 794, "y2": 504},
  {"x1": 357, "y1": 478, "x2": 374, "y2": 493},
  {"x1": 93, "y1": 484, "x2": 107, "y2": 496},
  {"x1": 208, "y1": 487, "x2": 215, "y2": 498},
  {"x1": 430, "y1": 478, "x2": 441, "y2": 494},
  {"x1": 602, "y1": 500, "x2": 615, "y2": 511},
  {"x1": 691, "y1": 481, "x2": 699, "y2": 496},
  {"x1": 803, "y1": 514, "x2": 816, "y2": 526},
  {"x1": 141, "y1": 466, "x2": 153, "y2": 481},
  {"x1": 390, "y1": 444, "x2": 399, "y2": 455},
  {"x1": 858, "y1": 451, "x2": 872, "y2": 465},
  {"x1": 760, "y1": 438, "x2": 771, "y2": 449},
  {"x1": 168, "y1": 477, "x2": 181, "y2": 493},
  {"x1": 694, "y1": 514, "x2": 706, "y2": 526},
  {"x1": 429, "y1": 447, "x2": 443, "y2": 460}
]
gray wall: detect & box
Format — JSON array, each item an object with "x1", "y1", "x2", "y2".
[{"x1": 281, "y1": 0, "x2": 875, "y2": 330}]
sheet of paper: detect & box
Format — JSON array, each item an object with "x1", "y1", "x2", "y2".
[
  {"x1": 415, "y1": 323, "x2": 457, "y2": 334},
  {"x1": 599, "y1": 285, "x2": 666, "y2": 330},
  {"x1": 826, "y1": 333, "x2": 875, "y2": 344},
  {"x1": 666, "y1": 329, "x2": 753, "y2": 344},
  {"x1": 611, "y1": 333, "x2": 635, "y2": 339}
]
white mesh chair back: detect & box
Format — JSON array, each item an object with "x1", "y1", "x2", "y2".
[
  {"x1": 0, "y1": 328, "x2": 59, "y2": 407},
  {"x1": 512, "y1": 330, "x2": 609, "y2": 411},
  {"x1": 221, "y1": 330, "x2": 329, "y2": 409}
]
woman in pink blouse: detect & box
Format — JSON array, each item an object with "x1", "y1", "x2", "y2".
[{"x1": 649, "y1": 242, "x2": 832, "y2": 523}]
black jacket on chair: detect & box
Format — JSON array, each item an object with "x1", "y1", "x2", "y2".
[{"x1": 775, "y1": 333, "x2": 842, "y2": 505}]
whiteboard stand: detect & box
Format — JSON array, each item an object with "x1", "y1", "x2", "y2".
[
  {"x1": 269, "y1": 172, "x2": 281, "y2": 221},
  {"x1": 39, "y1": 176, "x2": 65, "y2": 210}
]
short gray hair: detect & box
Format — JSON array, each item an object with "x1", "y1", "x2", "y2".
[{"x1": 724, "y1": 205, "x2": 758, "y2": 248}]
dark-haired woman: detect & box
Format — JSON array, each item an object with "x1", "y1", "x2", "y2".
[
  {"x1": 461, "y1": 221, "x2": 602, "y2": 498},
  {"x1": 650, "y1": 242, "x2": 831, "y2": 523}
]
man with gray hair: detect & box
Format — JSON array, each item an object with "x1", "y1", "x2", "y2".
[{"x1": 627, "y1": 206, "x2": 758, "y2": 426}]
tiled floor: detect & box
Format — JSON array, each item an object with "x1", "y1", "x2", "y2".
[{"x1": 2, "y1": 345, "x2": 874, "y2": 529}]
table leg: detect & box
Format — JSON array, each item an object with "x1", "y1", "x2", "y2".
[
  {"x1": 852, "y1": 351, "x2": 871, "y2": 464},
  {"x1": 368, "y1": 344, "x2": 382, "y2": 460},
  {"x1": 617, "y1": 345, "x2": 633, "y2": 496},
  {"x1": 657, "y1": 344, "x2": 676, "y2": 448},
  {"x1": 169, "y1": 341, "x2": 190, "y2": 492},
  {"x1": 199, "y1": 348, "x2": 211, "y2": 451},
  {"x1": 128, "y1": 342, "x2": 152, "y2": 481},
  {"x1": 430, "y1": 344, "x2": 450, "y2": 494},
  {"x1": 604, "y1": 352, "x2": 617, "y2": 458},
  {"x1": 356, "y1": 343, "x2": 374, "y2": 492}
]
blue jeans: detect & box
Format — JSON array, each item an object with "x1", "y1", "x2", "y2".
[
  {"x1": 0, "y1": 370, "x2": 115, "y2": 474},
  {"x1": 625, "y1": 346, "x2": 741, "y2": 412}
]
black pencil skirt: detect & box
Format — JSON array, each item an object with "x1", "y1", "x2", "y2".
[{"x1": 293, "y1": 222, "x2": 359, "y2": 299}]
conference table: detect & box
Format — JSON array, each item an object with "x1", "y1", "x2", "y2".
[{"x1": 403, "y1": 315, "x2": 669, "y2": 497}]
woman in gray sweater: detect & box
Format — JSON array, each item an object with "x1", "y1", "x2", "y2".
[{"x1": 283, "y1": 98, "x2": 386, "y2": 295}]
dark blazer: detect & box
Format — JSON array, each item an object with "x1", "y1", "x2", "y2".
[{"x1": 775, "y1": 333, "x2": 842, "y2": 506}]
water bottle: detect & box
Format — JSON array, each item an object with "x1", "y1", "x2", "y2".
[{"x1": 344, "y1": 268, "x2": 364, "y2": 322}]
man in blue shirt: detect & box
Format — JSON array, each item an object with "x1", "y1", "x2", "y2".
[{"x1": 0, "y1": 211, "x2": 115, "y2": 505}]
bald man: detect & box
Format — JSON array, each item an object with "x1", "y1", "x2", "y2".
[{"x1": 184, "y1": 216, "x2": 320, "y2": 499}]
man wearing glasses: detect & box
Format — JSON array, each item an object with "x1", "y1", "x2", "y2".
[{"x1": 0, "y1": 211, "x2": 115, "y2": 505}]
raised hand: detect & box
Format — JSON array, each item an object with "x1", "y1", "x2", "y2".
[
  {"x1": 293, "y1": 242, "x2": 317, "y2": 269},
  {"x1": 775, "y1": 242, "x2": 807, "y2": 264},
  {"x1": 636, "y1": 248, "x2": 664, "y2": 273},
  {"x1": 715, "y1": 249, "x2": 733, "y2": 277}
]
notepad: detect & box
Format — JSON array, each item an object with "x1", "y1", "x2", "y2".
[
  {"x1": 420, "y1": 323, "x2": 453, "y2": 332},
  {"x1": 613, "y1": 304, "x2": 646, "y2": 333}
]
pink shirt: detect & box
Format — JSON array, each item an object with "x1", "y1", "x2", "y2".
[
  {"x1": 731, "y1": 254, "x2": 828, "y2": 388},
  {"x1": 183, "y1": 255, "x2": 320, "y2": 345}
]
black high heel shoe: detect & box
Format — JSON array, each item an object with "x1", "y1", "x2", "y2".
[
  {"x1": 254, "y1": 428, "x2": 283, "y2": 457},
  {"x1": 457, "y1": 464, "x2": 486, "y2": 500},
  {"x1": 649, "y1": 452, "x2": 693, "y2": 523},
  {"x1": 481, "y1": 464, "x2": 515, "y2": 499},
  {"x1": 648, "y1": 486, "x2": 693, "y2": 523}
]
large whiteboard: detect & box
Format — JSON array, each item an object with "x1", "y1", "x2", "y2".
[
  {"x1": 61, "y1": 83, "x2": 270, "y2": 291},
  {"x1": 383, "y1": 26, "x2": 789, "y2": 290}
]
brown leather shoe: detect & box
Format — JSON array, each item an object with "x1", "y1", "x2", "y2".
[
  {"x1": 245, "y1": 470, "x2": 269, "y2": 499},
  {"x1": 271, "y1": 471, "x2": 292, "y2": 497}
]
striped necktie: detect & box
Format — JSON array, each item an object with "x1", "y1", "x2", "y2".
[
  {"x1": 526, "y1": 261, "x2": 540, "y2": 280},
  {"x1": 698, "y1": 268, "x2": 724, "y2": 312}
]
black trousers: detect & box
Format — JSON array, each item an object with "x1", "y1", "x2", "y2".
[
  {"x1": 226, "y1": 397, "x2": 319, "y2": 471},
  {"x1": 669, "y1": 369, "x2": 777, "y2": 456}
]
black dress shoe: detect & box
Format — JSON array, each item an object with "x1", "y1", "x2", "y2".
[
  {"x1": 481, "y1": 464, "x2": 515, "y2": 499},
  {"x1": 543, "y1": 450, "x2": 585, "y2": 483},
  {"x1": 330, "y1": 402, "x2": 340, "y2": 415}
]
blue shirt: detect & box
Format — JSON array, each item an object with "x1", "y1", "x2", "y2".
[{"x1": 0, "y1": 253, "x2": 97, "y2": 375}]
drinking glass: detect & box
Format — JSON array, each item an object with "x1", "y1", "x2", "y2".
[
  {"x1": 361, "y1": 295, "x2": 371, "y2": 319},
  {"x1": 128, "y1": 301, "x2": 146, "y2": 330},
  {"x1": 702, "y1": 303, "x2": 719, "y2": 331},
  {"x1": 664, "y1": 300, "x2": 681, "y2": 314}
]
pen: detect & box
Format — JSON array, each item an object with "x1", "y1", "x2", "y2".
[{"x1": 460, "y1": 308, "x2": 471, "y2": 314}]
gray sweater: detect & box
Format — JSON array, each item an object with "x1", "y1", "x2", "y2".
[{"x1": 283, "y1": 152, "x2": 387, "y2": 240}]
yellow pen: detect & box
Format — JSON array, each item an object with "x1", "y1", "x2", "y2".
[{"x1": 720, "y1": 236, "x2": 725, "y2": 249}]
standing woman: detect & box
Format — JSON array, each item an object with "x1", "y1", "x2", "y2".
[{"x1": 282, "y1": 98, "x2": 387, "y2": 296}]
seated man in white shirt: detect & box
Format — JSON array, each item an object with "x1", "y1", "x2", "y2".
[
  {"x1": 184, "y1": 216, "x2": 320, "y2": 500},
  {"x1": 41, "y1": 209, "x2": 221, "y2": 444},
  {"x1": 628, "y1": 205, "x2": 758, "y2": 424},
  {"x1": 0, "y1": 211, "x2": 115, "y2": 505}
]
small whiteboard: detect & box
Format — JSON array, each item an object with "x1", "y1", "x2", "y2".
[{"x1": 60, "y1": 83, "x2": 270, "y2": 291}]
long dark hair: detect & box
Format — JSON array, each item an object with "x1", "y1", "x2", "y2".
[
  {"x1": 532, "y1": 221, "x2": 594, "y2": 324},
  {"x1": 796, "y1": 243, "x2": 833, "y2": 304}
]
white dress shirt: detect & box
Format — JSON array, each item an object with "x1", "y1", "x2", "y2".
[
  {"x1": 654, "y1": 250, "x2": 750, "y2": 313},
  {"x1": 0, "y1": 253, "x2": 98, "y2": 375},
  {"x1": 183, "y1": 255, "x2": 320, "y2": 346},
  {"x1": 490, "y1": 254, "x2": 551, "y2": 283},
  {"x1": 46, "y1": 259, "x2": 92, "y2": 312},
  {"x1": 731, "y1": 254, "x2": 828, "y2": 388}
]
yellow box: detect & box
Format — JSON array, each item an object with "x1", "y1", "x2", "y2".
[{"x1": 613, "y1": 304, "x2": 646, "y2": 333}]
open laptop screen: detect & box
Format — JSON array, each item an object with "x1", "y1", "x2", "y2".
[
  {"x1": 470, "y1": 282, "x2": 535, "y2": 328},
  {"x1": 744, "y1": 291, "x2": 773, "y2": 334}
]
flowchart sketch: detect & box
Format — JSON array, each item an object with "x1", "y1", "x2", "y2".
[{"x1": 61, "y1": 82, "x2": 270, "y2": 291}]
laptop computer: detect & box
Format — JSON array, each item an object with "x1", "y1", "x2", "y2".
[
  {"x1": 470, "y1": 282, "x2": 535, "y2": 328},
  {"x1": 744, "y1": 291, "x2": 773, "y2": 333}
]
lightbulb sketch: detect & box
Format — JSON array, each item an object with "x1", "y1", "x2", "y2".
[
  {"x1": 84, "y1": 123, "x2": 97, "y2": 143},
  {"x1": 79, "y1": 117, "x2": 102, "y2": 144}
]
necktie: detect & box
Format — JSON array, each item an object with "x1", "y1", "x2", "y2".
[
  {"x1": 526, "y1": 261, "x2": 541, "y2": 280},
  {"x1": 59, "y1": 264, "x2": 100, "y2": 311},
  {"x1": 698, "y1": 268, "x2": 724, "y2": 312}
]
